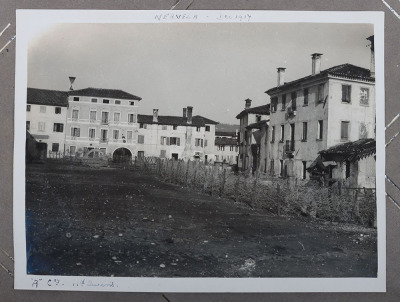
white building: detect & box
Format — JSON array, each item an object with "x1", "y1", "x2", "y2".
[
  {"x1": 214, "y1": 131, "x2": 239, "y2": 165},
  {"x1": 236, "y1": 99, "x2": 270, "y2": 172},
  {"x1": 265, "y1": 53, "x2": 375, "y2": 181},
  {"x1": 137, "y1": 106, "x2": 218, "y2": 161},
  {"x1": 26, "y1": 88, "x2": 69, "y2": 157},
  {"x1": 65, "y1": 87, "x2": 142, "y2": 160}
]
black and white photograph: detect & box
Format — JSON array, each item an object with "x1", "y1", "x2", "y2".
[{"x1": 14, "y1": 10, "x2": 385, "y2": 292}]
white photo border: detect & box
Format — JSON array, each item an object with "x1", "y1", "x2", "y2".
[{"x1": 14, "y1": 9, "x2": 385, "y2": 292}]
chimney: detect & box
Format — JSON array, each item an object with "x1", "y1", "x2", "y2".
[
  {"x1": 277, "y1": 67, "x2": 286, "y2": 86},
  {"x1": 187, "y1": 106, "x2": 193, "y2": 124},
  {"x1": 245, "y1": 98, "x2": 252, "y2": 109},
  {"x1": 367, "y1": 35, "x2": 375, "y2": 77},
  {"x1": 183, "y1": 107, "x2": 187, "y2": 118},
  {"x1": 311, "y1": 53, "x2": 323, "y2": 75},
  {"x1": 69, "y1": 76, "x2": 76, "y2": 91},
  {"x1": 153, "y1": 109, "x2": 159, "y2": 123}
]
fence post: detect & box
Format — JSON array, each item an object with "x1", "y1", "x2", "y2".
[
  {"x1": 353, "y1": 188, "x2": 360, "y2": 223},
  {"x1": 220, "y1": 168, "x2": 226, "y2": 197},
  {"x1": 210, "y1": 166, "x2": 214, "y2": 196},
  {"x1": 185, "y1": 160, "x2": 190, "y2": 185},
  {"x1": 203, "y1": 166, "x2": 208, "y2": 193},
  {"x1": 193, "y1": 161, "x2": 197, "y2": 188},
  {"x1": 277, "y1": 183, "x2": 281, "y2": 216}
]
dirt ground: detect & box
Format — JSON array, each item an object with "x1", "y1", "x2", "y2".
[{"x1": 25, "y1": 162, "x2": 377, "y2": 277}]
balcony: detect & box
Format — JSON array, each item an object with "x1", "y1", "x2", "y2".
[
  {"x1": 285, "y1": 140, "x2": 295, "y2": 158},
  {"x1": 287, "y1": 106, "x2": 297, "y2": 117}
]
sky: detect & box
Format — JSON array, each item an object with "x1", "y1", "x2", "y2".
[{"x1": 27, "y1": 22, "x2": 373, "y2": 124}]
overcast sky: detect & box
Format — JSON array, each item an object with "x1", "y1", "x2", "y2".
[{"x1": 28, "y1": 22, "x2": 373, "y2": 124}]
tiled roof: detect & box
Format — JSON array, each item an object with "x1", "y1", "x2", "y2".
[
  {"x1": 69, "y1": 88, "x2": 142, "y2": 100},
  {"x1": 236, "y1": 104, "x2": 270, "y2": 119},
  {"x1": 319, "y1": 138, "x2": 376, "y2": 162},
  {"x1": 215, "y1": 137, "x2": 238, "y2": 146},
  {"x1": 27, "y1": 88, "x2": 69, "y2": 107},
  {"x1": 266, "y1": 64, "x2": 375, "y2": 95},
  {"x1": 137, "y1": 114, "x2": 216, "y2": 127},
  {"x1": 193, "y1": 115, "x2": 219, "y2": 125}
]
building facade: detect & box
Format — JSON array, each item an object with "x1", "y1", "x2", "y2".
[
  {"x1": 265, "y1": 53, "x2": 375, "y2": 181},
  {"x1": 26, "y1": 88, "x2": 69, "y2": 157},
  {"x1": 136, "y1": 106, "x2": 218, "y2": 161},
  {"x1": 214, "y1": 130, "x2": 239, "y2": 165},
  {"x1": 65, "y1": 88, "x2": 142, "y2": 159},
  {"x1": 236, "y1": 99, "x2": 270, "y2": 172}
]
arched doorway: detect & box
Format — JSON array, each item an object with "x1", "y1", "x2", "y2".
[{"x1": 113, "y1": 148, "x2": 132, "y2": 163}]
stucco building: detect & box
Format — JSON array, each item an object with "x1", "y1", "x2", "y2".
[
  {"x1": 214, "y1": 130, "x2": 239, "y2": 165},
  {"x1": 236, "y1": 99, "x2": 270, "y2": 172},
  {"x1": 26, "y1": 88, "x2": 69, "y2": 157},
  {"x1": 265, "y1": 53, "x2": 375, "y2": 181},
  {"x1": 64, "y1": 87, "x2": 142, "y2": 159},
  {"x1": 137, "y1": 106, "x2": 218, "y2": 161}
]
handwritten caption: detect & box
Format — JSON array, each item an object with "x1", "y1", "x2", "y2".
[
  {"x1": 154, "y1": 13, "x2": 252, "y2": 22},
  {"x1": 31, "y1": 278, "x2": 117, "y2": 289}
]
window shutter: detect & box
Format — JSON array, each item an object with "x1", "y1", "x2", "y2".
[
  {"x1": 177, "y1": 138, "x2": 180, "y2": 146},
  {"x1": 166, "y1": 137, "x2": 170, "y2": 145},
  {"x1": 61, "y1": 124, "x2": 64, "y2": 132},
  {"x1": 53, "y1": 124, "x2": 56, "y2": 132},
  {"x1": 201, "y1": 139, "x2": 203, "y2": 147}
]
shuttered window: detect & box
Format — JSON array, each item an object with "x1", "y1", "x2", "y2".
[
  {"x1": 341, "y1": 121, "x2": 350, "y2": 140},
  {"x1": 342, "y1": 85, "x2": 351, "y2": 103}
]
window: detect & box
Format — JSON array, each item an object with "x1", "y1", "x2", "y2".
[
  {"x1": 160, "y1": 136, "x2": 167, "y2": 145},
  {"x1": 359, "y1": 123, "x2": 368, "y2": 139},
  {"x1": 169, "y1": 137, "x2": 180, "y2": 146},
  {"x1": 90, "y1": 110, "x2": 96, "y2": 122},
  {"x1": 53, "y1": 123, "x2": 64, "y2": 132},
  {"x1": 303, "y1": 88, "x2": 309, "y2": 106},
  {"x1": 291, "y1": 92, "x2": 297, "y2": 110},
  {"x1": 360, "y1": 88, "x2": 369, "y2": 105},
  {"x1": 27, "y1": 104, "x2": 31, "y2": 112},
  {"x1": 115, "y1": 100, "x2": 121, "y2": 105},
  {"x1": 100, "y1": 148, "x2": 107, "y2": 154},
  {"x1": 271, "y1": 97, "x2": 278, "y2": 112},
  {"x1": 140, "y1": 123, "x2": 147, "y2": 129},
  {"x1": 91, "y1": 98, "x2": 97, "y2": 103},
  {"x1": 89, "y1": 128, "x2": 96, "y2": 139},
  {"x1": 55, "y1": 107, "x2": 61, "y2": 114},
  {"x1": 26, "y1": 121, "x2": 30, "y2": 130},
  {"x1": 196, "y1": 127, "x2": 201, "y2": 132},
  {"x1": 128, "y1": 113, "x2": 136, "y2": 124},
  {"x1": 318, "y1": 84, "x2": 325, "y2": 103},
  {"x1": 100, "y1": 129, "x2": 108, "y2": 142},
  {"x1": 271, "y1": 126, "x2": 275, "y2": 143},
  {"x1": 38, "y1": 122, "x2": 45, "y2": 132},
  {"x1": 129, "y1": 101, "x2": 135, "y2": 106},
  {"x1": 72, "y1": 109, "x2": 79, "y2": 120},
  {"x1": 281, "y1": 94, "x2": 286, "y2": 110},
  {"x1": 162, "y1": 125, "x2": 168, "y2": 130},
  {"x1": 342, "y1": 85, "x2": 351, "y2": 103},
  {"x1": 230, "y1": 146, "x2": 234, "y2": 151},
  {"x1": 173, "y1": 125, "x2": 178, "y2": 130},
  {"x1": 280, "y1": 125, "x2": 285, "y2": 142},
  {"x1": 302, "y1": 122, "x2": 307, "y2": 141},
  {"x1": 235, "y1": 146, "x2": 238, "y2": 152},
  {"x1": 341, "y1": 121, "x2": 350, "y2": 140},
  {"x1": 70, "y1": 146, "x2": 76, "y2": 155},
  {"x1": 280, "y1": 160, "x2": 284, "y2": 177},
  {"x1": 114, "y1": 112, "x2": 120, "y2": 123},
  {"x1": 71, "y1": 127, "x2": 80, "y2": 137},
  {"x1": 195, "y1": 138, "x2": 204, "y2": 147},
  {"x1": 113, "y1": 130, "x2": 119, "y2": 140},
  {"x1": 256, "y1": 115, "x2": 262, "y2": 122},
  {"x1": 101, "y1": 112, "x2": 109, "y2": 124},
  {"x1": 73, "y1": 97, "x2": 79, "y2": 102},
  {"x1": 218, "y1": 145, "x2": 225, "y2": 151},
  {"x1": 138, "y1": 135, "x2": 145, "y2": 144},
  {"x1": 345, "y1": 160, "x2": 351, "y2": 179},
  {"x1": 40, "y1": 106, "x2": 46, "y2": 113},
  {"x1": 52, "y1": 143, "x2": 59, "y2": 152},
  {"x1": 127, "y1": 131, "x2": 133, "y2": 141},
  {"x1": 103, "y1": 99, "x2": 110, "y2": 104},
  {"x1": 302, "y1": 161, "x2": 307, "y2": 179},
  {"x1": 205, "y1": 125, "x2": 210, "y2": 132},
  {"x1": 317, "y1": 120, "x2": 323, "y2": 140},
  {"x1": 205, "y1": 140, "x2": 208, "y2": 147},
  {"x1": 160, "y1": 150, "x2": 166, "y2": 158}
]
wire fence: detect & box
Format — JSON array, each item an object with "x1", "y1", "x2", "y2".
[{"x1": 133, "y1": 157, "x2": 376, "y2": 227}]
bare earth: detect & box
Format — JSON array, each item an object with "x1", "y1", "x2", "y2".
[{"x1": 25, "y1": 163, "x2": 377, "y2": 277}]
